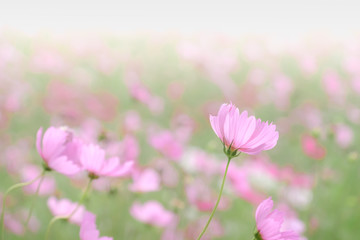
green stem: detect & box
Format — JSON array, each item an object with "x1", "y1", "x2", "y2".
[
  {"x1": 45, "y1": 178, "x2": 93, "y2": 240},
  {"x1": 1, "y1": 172, "x2": 44, "y2": 240},
  {"x1": 196, "y1": 157, "x2": 231, "y2": 240},
  {"x1": 24, "y1": 170, "x2": 46, "y2": 230}
]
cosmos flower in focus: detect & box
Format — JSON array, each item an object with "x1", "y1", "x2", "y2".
[
  {"x1": 254, "y1": 197, "x2": 299, "y2": 240},
  {"x1": 210, "y1": 103, "x2": 279, "y2": 156},
  {"x1": 80, "y1": 211, "x2": 113, "y2": 240},
  {"x1": 36, "y1": 127, "x2": 82, "y2": 175}
]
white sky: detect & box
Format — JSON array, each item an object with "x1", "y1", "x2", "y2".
[{"x1": 0, "y1": 0, "x2": 359, "y2": 40}]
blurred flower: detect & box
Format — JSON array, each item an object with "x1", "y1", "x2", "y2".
[
  {"x1": 322, "y1": 70, "x2": 345, "y2": 104},
  {"x1": 21, "y1": 165, "x2": 56, "y2": 195},
  {"x1": 118, "y1": 135, "x2": 139, "y2": 163},
  {"x1": 3, "y1": 140, "x2": 30, "y2": 175},
  {"x1": 4, "y1": 214, "x2": 24, "y2": 236},
  {"x1": 47, "y1": 197, "x2": 85, "y2": 225},
  {"x1": 130, "y1": 201, "x2": 175, "y2": 227},
  {"x1": 177, "y1": 40, "x2": 238, "y2": 99},
  {"x1": 161, "y1": 222, "x2": 184, "y2": 240},
  {"x1": 85, "y1": 92, "x2": 118, "y2": 122},
  {"x1": 149, "y1": 130, "x2": 183, "y2": 161},
  {"x1": 31, "y1": 49, "x2": 66, "y2": 74},
  {"x1": 227, "y1": 162, "x2": 266, "y2": 205},
  {"x1": 186, "y1": 178, "x2": 230, "y2": 212},
  {"x1": 123, "y1": 110, "x2": 142, "y2": 133},
  {"x1": 79, "y1": 143, "x2": 133, "y2": 178},
  {"x1": 255, "y1": 197, "x2": 299, "y2": 240},
  {"x1": 129, "y1": 168, "x2": 161, "y2": 193},
  {"x1": 80, "y1": 211, "x2": 113, "y2": 240},
  {"x1": 210, "y1": 103, "x2": 279, "y2": 156},
  {"x1": 272, "y1": 74, "x2": 294, "y2": 110},
  {"x1": 36, "y1": 127, "x2": 82, "y2": 175},
  {"x1": 128, "y1": 81, "x2": 152, "y2": 104},
  {"x1": 333, "y1": 124, "x2": 354, "y2": 149},
  {"x1": 301, "y1": 134, "x2": 326, "y2": 160},
  {"x1": 171, "y1": 114, "x2": 196, "y2": 144},
  {"x1": 155, "y1": 159, "x2": 179, "y2": 187},
  {"x1": 43, "y1": 81, "x2": 118, "y2": 123},
  {"x1": 283, "y1": 187, "x2": 313, "y2": 210},
  {"x1": 180, "y1": 148, "x2": 220, "y2": 176}
]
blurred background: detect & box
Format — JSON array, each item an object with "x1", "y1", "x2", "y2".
[{"x1": 0, "y1": 1, "x2": 360, "y2": 239}]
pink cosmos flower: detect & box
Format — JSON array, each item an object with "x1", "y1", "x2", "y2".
[
  {"x1": 47, "y1": 197, "x2": 85, "y2": 225},
  {"x1": 278, "y1": 205, "x2": 307, "y2": 240},
  {"x1": 255, "y1": 197, "x2": 299, "y2": 240},
  {"x1": 180, "y1": 149, "x2": 220, "y2": 176},
  {"x1": 129, "y1": 168, "x2": 161, "y2": 193},
  {"x1": 36, "y1": 127, "x2": 82, "y2": 175},
  {"x1": 128, "y1": 81, "x2": 152, "y2": 104},
  {"x1": 80, "y1": 211, "x2": 113, "y2": 240},
  {"x1": 227, "y1": 163, "x2": 266, "y2": 205},
  {"x1": 118, "y1": 135, "x2": 139, "y2": 163},
  {"x1": 155, "y1": 159, "x2": 179, "y2": 187},
  {"x1": 301, "y1": 134, "x2": 326, "y2": 160},
  {"x1": 21, "y1": 165, "x2": 55, "y2": 195},
  {"x1": 162, "y1": 224, "x2": 184, "y2": 240},
  {"x1": 149, "y1": 130, "x2": 183, "y2": 161},
  {"x1": 130, "y1": 201, "x2": 175, "y2": 227},
  {"x1": 322, "y1": 70, "x2": 345, "y2": 103},
  {"x1": 333, "y1": 124, "x2": 354, "y2": 149},
  {"x1": 171, "y1": 114, "x2": 196, "y2": 144},
  {"x1": 272, "y1": 74, "x2": 294, "y2": 110},
  {"x1": 210, "y1": 103, "x2": 279, "y2": 155},
  {"x1": 79, "y1": 143, "x2": 133, "y2": 178},
  {"x1": 3, "y1": 140, "x2": 30, "y2": 175},
  {"x1": 123, "y1": 110, "x2": 142, "y2": 133},
  {"x1": 4, "y1": 214, "x2": 24, "y2": 236}
]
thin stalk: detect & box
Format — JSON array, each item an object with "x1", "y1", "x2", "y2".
[
  {"x1": 1, "y1": 172, "x2": 44, "y2": 240},
  {"x1": 196, "y1": 156, "x2": 231, "y2": 240},
  {"x1": 24, "y1": 171, "x2": 46, "y2": 230},
  {"x1": 45, "y1": 178, "x2": 93, "y2": 240}
]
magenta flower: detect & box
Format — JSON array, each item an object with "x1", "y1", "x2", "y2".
[
  {"x1": 79, "y1": 143, "x2": 133, "y2": 178},
  {"x1": 210, "y1": 103, "x2": 279, "y2": 156},
  {"x1": 47, "y1": 197, "x2": 85, "y2": 225},
  {"x1": 80, "y1": 211, "x2": 113, "y2": 240},
  {"x1": 36, "y1": 127, "x2": 81, "y2": 175},
  {"x1": 130, "y1": 201, "x2": 175, "y2": 228},
  {"x1": 255, "y1": 197, "x2": 299, "y2": 240}
]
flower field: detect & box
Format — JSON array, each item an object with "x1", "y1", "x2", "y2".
[{"x1": 0, "y1": 32, "x2": 359, "y2": 239}]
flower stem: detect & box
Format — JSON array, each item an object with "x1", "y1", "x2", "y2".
[
  {"x1": 24, "y1": 170, "x2": 46, "y2": 230},
  {"x1": 196, "y1": 156, "x2": 231, "y2": 240},
  {"x1": 44, "y1": 178, "x2": 93, "y2": 240},
  {"x1": 1, "y1": 172, "x2": 44, "y2": 240}
]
